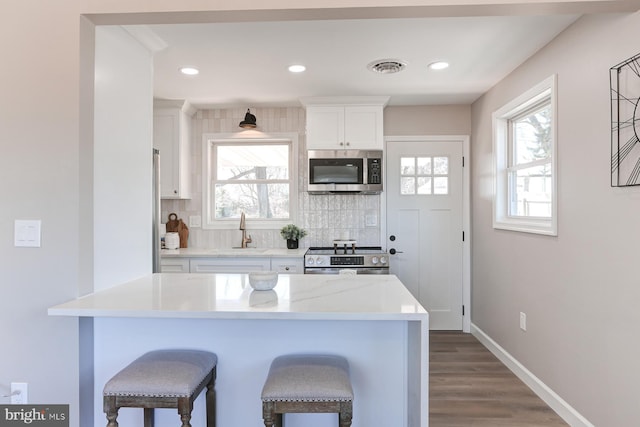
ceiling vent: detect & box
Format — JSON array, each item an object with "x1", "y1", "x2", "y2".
[{"x1": 367, "y1": 59, "x2": 407, "y2": 74}]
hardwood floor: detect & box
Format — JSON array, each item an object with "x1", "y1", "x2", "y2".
[{"x1": 430, "y1": 331, "x2": 568, "y2": 427}]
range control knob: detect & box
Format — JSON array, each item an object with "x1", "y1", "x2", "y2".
[
  {"x1": 307, "y1": 258, "x2": 315, "y2": 265},
  {"x1": 371, "y1": 256, "x2": 379, "y2": 265},
  {"x1": 315, "y1": 257, "x2": 324, "y2": 265},
  {"x1": 380, "y1": 256, "x2": 388, "y2": 265}
]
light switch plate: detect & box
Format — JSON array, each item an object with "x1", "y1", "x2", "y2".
[
  {"x1": 189, "y1": 215, "x2": 202, "y2": 228},
  {"x1": 15, "y1": 220, "x2": 41, "y2": 247}
]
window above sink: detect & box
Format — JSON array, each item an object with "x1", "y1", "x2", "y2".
[{"x1": 202, "y1": 132, "x2": 299, "y2": 230}]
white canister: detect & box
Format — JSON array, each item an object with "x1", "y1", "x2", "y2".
[{"x1": 165, "y1": 232, "x2": 180, "y2": 250}]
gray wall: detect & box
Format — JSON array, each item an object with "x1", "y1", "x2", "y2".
[
  {"x1": 384, "y1": 105, "x2": 471, "y2": 136},
  {"x1": 471, "y1": 12, "x2": 640, "y2": 426},
  {"x1": 0, "y1": 2, "x2": 81, "y2": 420}
]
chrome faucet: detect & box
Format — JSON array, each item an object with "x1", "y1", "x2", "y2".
[{"x1": 239, "y1": 212, "x2": 252, "y2": 248}]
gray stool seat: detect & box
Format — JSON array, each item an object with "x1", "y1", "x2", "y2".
[
  {"x1": 261, "y1": 354, "x2": 353, "y2": 427},
  {"x1": 103, "y1": 349, "x2": 217, "y2": 427}
]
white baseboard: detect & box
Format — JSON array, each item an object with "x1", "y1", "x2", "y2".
[{"x1": 471, "y1": 323, "x2": 593, "y2": 427}]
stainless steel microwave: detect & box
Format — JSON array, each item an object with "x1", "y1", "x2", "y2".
[{"x1": 307, "y1": 150, "x2": 383, "y2": 194}]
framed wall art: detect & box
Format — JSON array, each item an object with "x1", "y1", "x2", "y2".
[{"x1": 610, "y1": 52, "x2": 640, "y2": 187}]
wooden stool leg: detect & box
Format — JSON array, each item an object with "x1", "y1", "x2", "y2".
[
  {"x1": 180, "y1": 413, "x2": 192, "y2": 427},
  {"x1": 262, "y1": 401, "x2": 276, "y2": 427},
  {"x1": 339, "y1": 401, "x2": 353, "y2": 427},
  {"x1": 178, "y1": 397, "x2": 193, "y2": 427},
  {"x1": 206, "y1": 369, "x2": 216, "y2": 427},
  {"x1": 103, "y1": 396, "x2": 119, "y2": 427},
  {"x1": 105, "y1": 411, "x2": 118, "y2": 427},
  {"x1": 143, "y1": 408, "x2": 154, "y2": 427}
]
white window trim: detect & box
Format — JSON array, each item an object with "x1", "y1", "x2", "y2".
[
  {"x1": 492, "y1": 75, "x2": 558, "y2": 236},
  {"x1": 202, "y1": 132, "x2": 299, "y2": 230}
]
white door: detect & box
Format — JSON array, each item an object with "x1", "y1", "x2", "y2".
[{"x1": 386, "y1": 139, "x2": 464, "y2": 330}]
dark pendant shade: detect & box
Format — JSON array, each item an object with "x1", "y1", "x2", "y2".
[{"x1": 239, "y1": 109, "x2": 257, "y2": 129}]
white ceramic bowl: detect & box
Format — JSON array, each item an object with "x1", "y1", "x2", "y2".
[{"x1": 248, "y1": 271, "x2": 279, "y2": 291}]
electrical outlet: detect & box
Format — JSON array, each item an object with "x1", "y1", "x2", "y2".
[
  {"x1": 519, "y1": 312, "x2": 527, "y2": 331},
  {"x1": 11, "y1": 382, "x2": 27, "y2": 404},
  {"x1": 365, "y1": 214, "x2": 377, "y2": 227}
]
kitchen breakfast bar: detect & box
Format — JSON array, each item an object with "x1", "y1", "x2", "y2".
[{"x1": 48, "y1": 273, "x2": 429, "y2": 427}]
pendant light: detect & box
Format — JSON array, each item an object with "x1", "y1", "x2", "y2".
[{"x1": 239, "y1": 109, "x2": 257, "y2": 129}]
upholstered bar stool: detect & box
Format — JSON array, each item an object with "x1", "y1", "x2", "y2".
[
  {"x1": 261, "y1": 354, "x2": 353, "y2": 427},
  {"x1": 103, "y1": 349, "x2": 217, "y2": 427}
]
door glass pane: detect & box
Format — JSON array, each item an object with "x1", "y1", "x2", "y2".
[
  {"x1": 417, "y1": 177, "x2": 432, "y2": 194},
  {"x1": 434, "y1": 157, "x2": 449, "y2": 175},
  {"x1": 401, "y1": 157, "x2": 415, "y2": 175},
  {"x1": 417, "y1": 157, "x2": 432, "y2": 174},
  {"x1": 401, "y1": 177, "x2": 415, "y2": 194},
  {"x1": 434, "y1": 177, "x2": 448, "y2": 194}
]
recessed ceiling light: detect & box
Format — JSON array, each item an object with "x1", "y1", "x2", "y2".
[
  {"x1": 180, "y1": 67, "x2": 199, "y2": 75},
  {"x1": 288, "y1": 65, "x2": 306, "y2": 73},
  {"x1": 367, "y1": 59, "x2": 407, "y2": 74},
  {"x1": 428, "y1": 61, "x2": 449, "y2": 70}
]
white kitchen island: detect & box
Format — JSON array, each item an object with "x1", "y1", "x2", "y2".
[{"x1": 49, "y1": 273, "x2": 428, "y2": 427}]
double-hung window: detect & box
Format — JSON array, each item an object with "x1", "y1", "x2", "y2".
[
  {"x1": 492, "y1": 75, "x2": 557, "y2": 235},
  {"x1": 203, "y1": 134, "x2": 298, "y2": 229}
]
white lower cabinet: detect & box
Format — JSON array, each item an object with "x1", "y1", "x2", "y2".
[
  {"x1": 190, "y1": 258, "x2": 271, "y2": 274},
  {"x1": 160, "y1": 258, "x2": 189, "y2": 273},
  {"x1": 161, "y1": 256, "x2": 304, "y2": 274},
  {"x1": 271, "y1": 257, "x2": 304, "y2": 273}
]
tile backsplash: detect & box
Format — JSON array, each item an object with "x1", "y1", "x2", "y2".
[{"x1": 161, "y1": 106, "x2": 381, "y2": 249}]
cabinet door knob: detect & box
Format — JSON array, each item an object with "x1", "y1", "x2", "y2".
[
  {"x1": 285, "y1": 267, "x2": 290, "y2": 271},
  {"x1": 174, "y1": 190, "x2": 178, "y2": 194}
]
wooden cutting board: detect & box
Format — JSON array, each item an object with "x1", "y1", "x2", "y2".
[
  {"x1": 166, "y1": 213, "x2": 179, "y2": 232},
  {"x1": 178, "y1": 222, "x2": 189, "y2": 248}
]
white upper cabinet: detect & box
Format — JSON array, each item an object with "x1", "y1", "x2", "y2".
[
  {"x1": 153, "y1": 100, "x2": 195, "y2": 199},
  {"x1": 301, "y1": 97, "x2": 389, "y2": 150}
]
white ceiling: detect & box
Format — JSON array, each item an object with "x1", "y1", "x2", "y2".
[{"x1": 137, "y1": 14, "x2": 578, "y2": 108}]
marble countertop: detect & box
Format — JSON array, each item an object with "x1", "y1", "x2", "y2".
[
  {"x1": 161, "y1": 247, "x2": 307, "y2": 258},
  {"x1": 48, "y1": 273, "x2": 428, "y2": 321}
]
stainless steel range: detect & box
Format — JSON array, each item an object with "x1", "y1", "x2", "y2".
[{"x1": 304, "y1": 241, "x2": 389, "y2": 274}]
